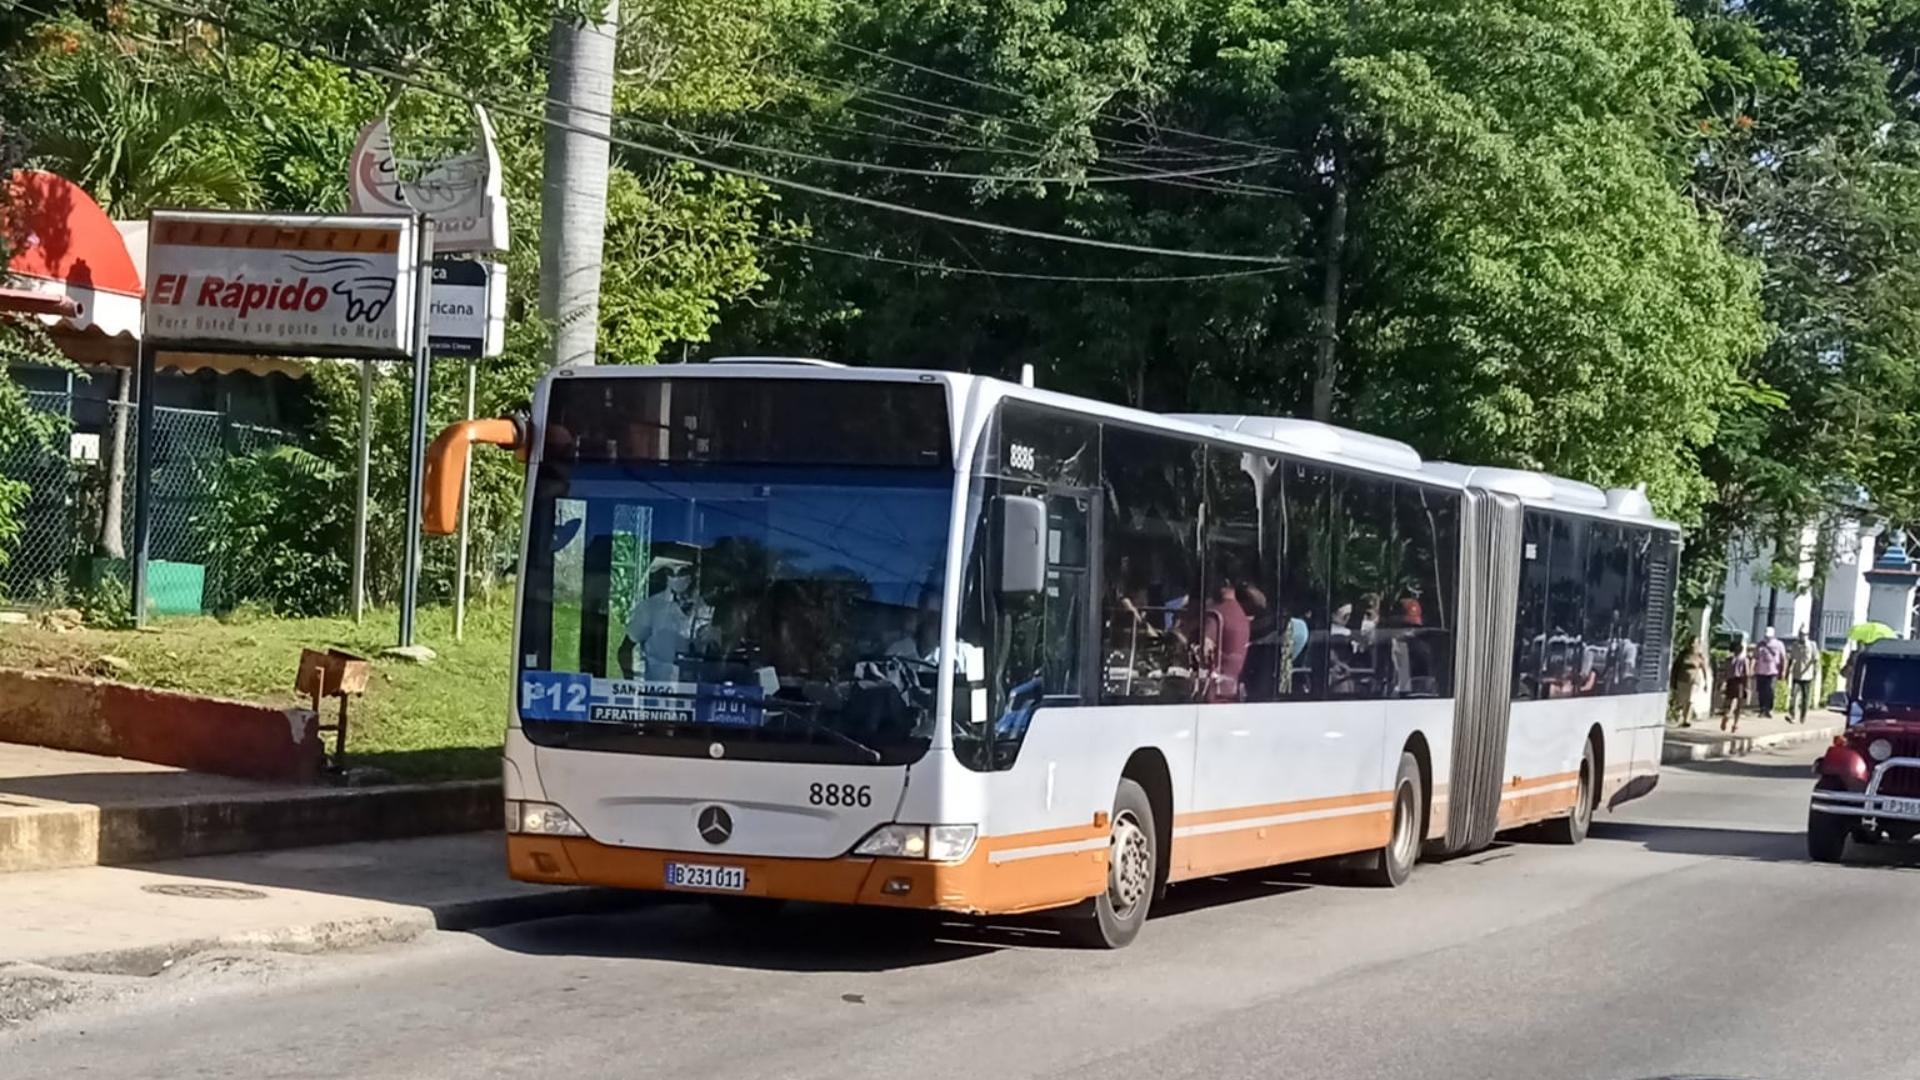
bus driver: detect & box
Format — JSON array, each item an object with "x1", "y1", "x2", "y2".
[{"x1": 619, "y1": 563, "x2": 713, "y2": 683}]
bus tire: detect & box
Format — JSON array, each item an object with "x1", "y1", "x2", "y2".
[
  {"x1": 1539, "y1": 740, "x2": 1596, "y2": 846},
  {"x1": 1356, "y1": 752, "x2": 1423, "y2": 887},
  {"x1": 1068, "y1": 778, "x2": 1156, "y2": 949}
]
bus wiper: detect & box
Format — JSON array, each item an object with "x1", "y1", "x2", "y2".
[{"x1": 763, "y1": 700, "x2": 883, "y2": 764}]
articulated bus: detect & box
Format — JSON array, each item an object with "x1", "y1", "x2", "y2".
[{"x1": 426, "y1": 359, "x2": 1678, "y2": 947}]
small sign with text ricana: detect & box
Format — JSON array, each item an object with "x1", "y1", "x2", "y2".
[{"x1": 143, "y1": 211, "x2": 421, "y2": 359}]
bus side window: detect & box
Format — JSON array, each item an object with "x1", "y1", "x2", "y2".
[
  {"x1": 1514, "y1": 511, "x2": 1551, "y2": 700},
  {"x1": 1099, "y1": 426, "x2": 1203, "y2": 704},
  {"x1": 1580, "y1": 523, "x2": 1630, "y2": 697},
  {"x1": 1264, "y1": 459, "x2": 1331, "y2": 701},
  {"x1": 1394, "y1": 484, "x2": 1458, "y2": 698},
  {"x1": 1544, "y1": 515, "x2": 1588, "y2": 699},
  {"x1": 1203, "y1": 448, "x2": 1270, "y2": 703},
  {"x1": 1329, "y1": 470, "x2": 1397, "y2": 699}
]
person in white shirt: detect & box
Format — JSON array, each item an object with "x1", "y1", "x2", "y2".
[
  {"x1": 886, "y1": 589, "x2": 941, "y2": 664},
  {"x1": 619, "y1": 564, "x2": 713, "y2": 682}
]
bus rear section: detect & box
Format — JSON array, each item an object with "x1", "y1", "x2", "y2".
[{"x1": 500, "y1": 369, "x2": 989, "y2": 911}]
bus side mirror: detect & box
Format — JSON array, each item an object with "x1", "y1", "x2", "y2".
[
  {"x1": 423, "y1": 417, "x2": 525, "y2": 536},
  {"x1": 997, "y1": 494, "x2": 1047, "y2": 594}
]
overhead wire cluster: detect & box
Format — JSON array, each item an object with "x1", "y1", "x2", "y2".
[{"x1": 90, "y1": 0, "x2": 1304, "y2": 282}]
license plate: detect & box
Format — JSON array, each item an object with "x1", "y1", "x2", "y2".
[
  {"x1": 664, "y1": 862, "x2": 746, "y2": 892},
  {"x1": 1870, "y1": 796, "x2": 1920, "y2": 817}
]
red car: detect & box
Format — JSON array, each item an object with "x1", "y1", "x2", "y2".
[{"x1": 1809, "y1": 639, "x2": 1920, "y2": 862}]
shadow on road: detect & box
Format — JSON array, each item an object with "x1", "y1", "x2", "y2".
[
  {"x1": 1664, "y1": 754, "x2": 1821, "y2": 781},
  {"x1": 473, "y1": 865, "x2": 1337, "y2": 971},
  {"x1": 1591, "y1": 819, "x2": 1920, "y2": 870},
  {"x1": 474, "y1": 898, "x2": 1036, "y2": 972}
]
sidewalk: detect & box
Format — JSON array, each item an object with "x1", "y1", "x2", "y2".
[
  {"x1": 0, "y1": 832, "x2": 631, "y2": 975},
  {"x1": 0, "y1": 742, "x2": 498, "y2": 872},
  {"x1": 1663, "y1": 708, "x2": 1841, "y2": 765}
]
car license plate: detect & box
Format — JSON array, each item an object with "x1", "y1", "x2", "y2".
[
  {"x1": 1870, "y1": 796, "x2": 1920, "y2": 817},
  {"x1": 664, "y1": 862, "x2": 746, "y2": 892}
]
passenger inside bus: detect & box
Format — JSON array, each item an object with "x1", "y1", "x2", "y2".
[{"x1": 1203, "y1": 573, "x2": 1252, "y2": 702}]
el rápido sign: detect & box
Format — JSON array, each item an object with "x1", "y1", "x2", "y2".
[{"x1": 143, "y1": 211, "x2": 421, "y2": 358}]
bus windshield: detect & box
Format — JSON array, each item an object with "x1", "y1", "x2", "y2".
[{"x1": 516, "y1": 377, "x2": 954, "y2": 766}]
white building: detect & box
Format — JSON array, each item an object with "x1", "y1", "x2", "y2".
[{"x1": 1719, "y1": 518, "x2": 1881, "y2": 648}]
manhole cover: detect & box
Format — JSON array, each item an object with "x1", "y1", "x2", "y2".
[{"x1": 140, "y1": 884, "x2": 269, "y2": 901}]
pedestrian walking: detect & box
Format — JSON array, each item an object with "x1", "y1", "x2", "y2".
[
  {"x1": 1787, "y1": 628, "x2": 1820, "y2": 723},
  {"x1": 1753, "y1": 626, "x2": 1786, "y2": 718},
  {"x1": 1721, "y1": 642, "x2": 1751, "y2": 732}
]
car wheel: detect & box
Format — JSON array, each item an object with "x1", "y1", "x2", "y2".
[
  {"x1": 1066, "y1": 778, "x2": 1156, "y2": 949},
  {"x1": 1807, "y1": 807, "x2": 1850, "y2": 863},
  {"x1": 1355, "y1": 753, "x2": 1423, "y2": 887}
]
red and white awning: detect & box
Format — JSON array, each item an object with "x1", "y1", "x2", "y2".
[{"x1": 3, "y1": 170, "x2": 144, "y2": 339}]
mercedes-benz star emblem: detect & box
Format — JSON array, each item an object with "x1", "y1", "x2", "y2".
[{"x1": 697, "y1": 805, "x2": 733, "y2": 845}]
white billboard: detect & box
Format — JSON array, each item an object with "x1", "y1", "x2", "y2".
[{"x1": 143, "y1": 211, "x2": 420, "y2": 358}]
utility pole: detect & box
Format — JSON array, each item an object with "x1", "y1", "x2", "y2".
[{"x1": 541, "y1": 1, "x2": 618, "y2": 368}]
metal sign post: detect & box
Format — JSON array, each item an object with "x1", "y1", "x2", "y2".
[
  {"x1": 130, "y1": 339, "x2": 156, "y2": 627},
  {"x1": 453, "y1": 357, "x2": 477, "y2": 641},
  {"x1": 351, "y1": 361, "x2": 373, "y2": 622},
  {"x1": 398, "y1": 217, "x2": 436, "y2": 648}
]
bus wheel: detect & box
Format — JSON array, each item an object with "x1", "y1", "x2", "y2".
[
  {"x1": 1357, "y1": 753, "x2": 1423, "y2": 887},
  {"x1": 1539, "y1": 741, "x2": 1595, "y2": 846},
  {"x1": 1068, "y1": 778, "x2": 1156, "y2": 949}
]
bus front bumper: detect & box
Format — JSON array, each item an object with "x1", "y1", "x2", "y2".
[{"x1": 506, "y1": 830, "x2": 1107, "y2": 916}]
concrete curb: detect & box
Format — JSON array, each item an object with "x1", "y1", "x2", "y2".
[
  {"x1": 1, "y1": 780, "x2": 502, "y2": 874},
  {"x1": 1662, "y1": 723, "x2": 1840, "y2": 764},
  {"x1": 27, "y1": 885, "x2": 640, "y2": 977}
]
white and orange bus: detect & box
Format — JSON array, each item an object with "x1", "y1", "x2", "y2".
[{"x1": 426, "y1": 359, "x2": 1677, "y2": 947}]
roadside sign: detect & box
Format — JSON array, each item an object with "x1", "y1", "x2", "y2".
[
  {"x1": 349, "y1": 105, "x2": 508, "y2": 254},
  {"x1": 429, "y1": 257, "x2": 506, "y2": 358},
  {"x1": 143, "y1": 211, "x2": 420, "y2": 358}
]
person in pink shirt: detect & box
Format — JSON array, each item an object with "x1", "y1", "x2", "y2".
[
  {"x1": 1204, "y1": 576, "x2": 1251, "y2": 702},
  {"x1": 1752, "y1": 626, "x2": 1787, "y2": 717},
  {"x1": 1721, "y1": 642, "x2": 1751, "y2": 732}
]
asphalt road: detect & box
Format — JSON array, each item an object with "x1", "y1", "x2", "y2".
[{"x1": 7, "y1": 746, "x2": 1919, "y2": 1080}]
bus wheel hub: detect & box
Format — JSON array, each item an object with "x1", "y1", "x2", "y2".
[{"x1": 1110, "y1": 812, "x2": 1151, "y2": 913}]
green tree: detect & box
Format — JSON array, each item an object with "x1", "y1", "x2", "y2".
[
  {"x1": 11, "y1": 16, "x2": 256, "y2": 215},
  {"x1": 713, "y1": 0, "x2": 1765, "y2": 525},
  {"x1": 1683, "y1": 0, "x2": 1920, "y2": 605}
]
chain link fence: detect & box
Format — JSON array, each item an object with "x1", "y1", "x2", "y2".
[{"x1": 0, "y1": 390, "x2": 292, "y2": 615}]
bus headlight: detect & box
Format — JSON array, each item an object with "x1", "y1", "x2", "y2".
[
  {"x1": 506, "y1": 799, "x2": 587, "y2": 837},
  {"x1": 854, "y1": 823, "x2": 978, "y2": 862}
]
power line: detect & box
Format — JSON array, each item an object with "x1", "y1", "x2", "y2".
[
  {"x1": 772, "y1": 237, "x2": 1299, "y2": 282},
  {"x1": 631, "y1": 116, "x2": 1284, "y2": 186},
  {"x1": 798, "y1": 72, "x2": 1298, "y2": 197},
  {"x1": 129, "y1": 0, "x2": 1294, "y2": 265},
  {"x1": 829, "y1": 38, "x2": 1296, "y2": 158}
]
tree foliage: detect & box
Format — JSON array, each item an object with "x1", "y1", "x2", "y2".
[
  {"x1": 713, "y1": 0, "x2": 1766, "y2": 527},
  {"x1": 10, "y1": 0, "x2": 1920, "y2": 619},
  {"x1": 1682, "y1": 0, "x2": 1920, "y2": 602}
]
